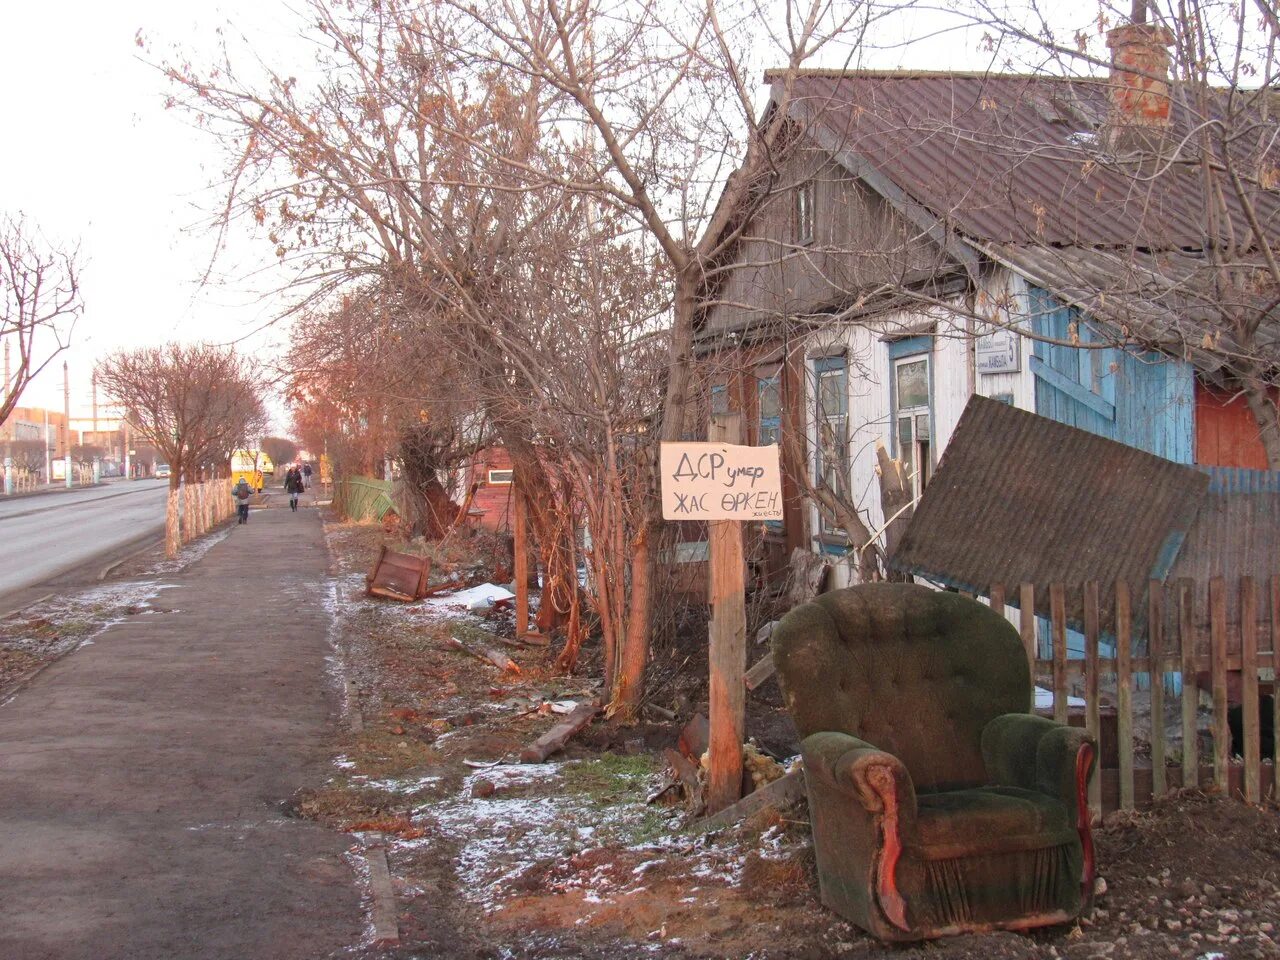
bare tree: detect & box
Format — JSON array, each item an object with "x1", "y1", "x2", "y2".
[
  {"x1": 95, "y1": 343, "x2": 268, "y2": 492},
  {"x1": 259, "y1": 435, "x2": 299, "y2": 469},
  {"x1": 0, "y1": 213, "x2": 82, "y2": 425}
]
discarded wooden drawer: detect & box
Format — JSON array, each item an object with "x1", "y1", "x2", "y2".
[{"x1": 366, "y1": 546, "x2": 432, "y2": 602}]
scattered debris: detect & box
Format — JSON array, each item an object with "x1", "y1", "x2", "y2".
[
  {"x1": 445, "y1": 635, "x2": 521, "y2": 674},
  {"x1": 695, "y1": 767, "x2": 806, "y2": 831},
  {"x1": 426, "y1": 582, "x2": 516, "y2": 613},
  {"x1": 365, "y1": 546, "x2": 432, "y2": 602},
  {"x1": 518, "y1": 701, "x2": 600, "y2": 763},
  {"x1": 744, "y1": 652, "x2": 776, "y2": 691}
]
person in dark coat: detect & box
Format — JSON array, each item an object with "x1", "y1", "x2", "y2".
[
  {"x1": 234, "y1": 478, "x2": 253, "y2": 524},
  {"x1": 284, "y1": 466, "x2": 304, "y2": 512}
]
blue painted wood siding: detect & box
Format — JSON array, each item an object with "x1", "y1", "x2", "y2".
[{"x1": 1028, "y1": 287, "x2": 1194, "y2": 463}]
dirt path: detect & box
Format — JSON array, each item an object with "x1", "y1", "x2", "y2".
[{"x1": 0, "y1": 495, "x2": 363, "y2": 960}]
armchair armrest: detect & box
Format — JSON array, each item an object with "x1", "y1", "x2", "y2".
[
  {"x1": 801, "y1": 731, "x2": 916, "y2": 931},
  {"x1": 982, "y1": 713, "x2": 1097, "y2": 903},
  {"x1": 802, "y1": 731, "x2": 918, "y2": 820}
]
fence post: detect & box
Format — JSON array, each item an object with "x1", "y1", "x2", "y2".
[
  {"x1": 1241, "y1": 577, "x2": 1260, "y2": 804},
  {"x1": 1210, "y1": 576, "x2": 1229, "y2": 792},
  {"x1": 1179, "y1": 580, "x2": 1198, "y2": 789},
  {"x1": 1083, "y1": 580, "x2": 1101, "y2": 817},
  {"x1": 1050, "y1": 584, "x2": 1068, "y2": 724},
  {"x1": 1116, "y1": 580, "x2": 1134, "y2": 811},
  {"x1": 1019, "y1": 583, "x2": 1035, "y2": 712},
  {"x1": 1149, "y1": 580, "x2": 1167, "y2": 799}
]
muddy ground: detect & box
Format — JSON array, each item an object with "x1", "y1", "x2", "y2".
[{"x1": 309, "y1": 519, "x2": 1280, "y2": 960}]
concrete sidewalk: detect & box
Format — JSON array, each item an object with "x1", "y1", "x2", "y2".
[{"x1": 0, "y1": 496, "x2": 362, "y2": 959}]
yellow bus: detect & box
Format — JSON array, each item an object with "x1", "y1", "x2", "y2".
[{"x1": 230, "y1": 450, "x2": 275, "y2": 493}]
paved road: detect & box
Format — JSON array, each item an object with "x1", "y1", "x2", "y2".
[
  {"x1": 0, "y1": 480, "x2": 170, "y2": 601},
  {"x1": 0, "y1": 496, "x2": 362, "y2": 959}
]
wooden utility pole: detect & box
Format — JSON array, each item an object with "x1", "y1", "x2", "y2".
[{"x1": 706, "y1": 413, "x2": 747, "y2": 813}]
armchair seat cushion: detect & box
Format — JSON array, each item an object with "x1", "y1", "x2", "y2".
[{"x1": 916, "y1": 786, "x2": 1074, "y2": 857}]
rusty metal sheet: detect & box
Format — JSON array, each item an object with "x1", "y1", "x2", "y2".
[
  {"x1": 366, "y1": 546, "x2": 432, "y2": 602},
  {"x1": 890, "y1": 395, "x2": 1210, "y2": 617}
]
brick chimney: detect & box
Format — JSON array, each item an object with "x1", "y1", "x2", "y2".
[{"x1": 1105, "y1": 14, "x2": 1175, "y2": 155}]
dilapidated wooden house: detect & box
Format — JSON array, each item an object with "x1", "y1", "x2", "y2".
[{"x1": 696, "y1": 21, "x2": 1280, "y2": 581}]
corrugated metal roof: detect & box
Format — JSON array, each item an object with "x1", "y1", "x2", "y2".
[
  {"x1": 890, "y1": 395, "x2": 1210, "y2": 613},
  {"x1": 785, "y1": 73, "x2": 1280, "y2": 250}
]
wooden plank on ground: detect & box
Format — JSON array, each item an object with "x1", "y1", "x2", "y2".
[
  {"x1": 1084, "y1": 580, "x2": 1101, "y2": 817},
  {"x1": 744, "y1": 653, "x2": 776, "y2": 691},
  {"x1": 1179, "y1": 580, "x2": 1198, "y2": 788},
  {"x1": 695, "y1": 768, "x2": 806, "y2": 831},
  {"x1": 706, "y1": 414, "x2": 747, "y2": 815},
  {"x1": 1242, "y1": 577, "x2": 1261, "y2": 804},
  {"x1": 518, "y1": 702, "x2": 600, "y2": 763},
  {"x1": 1210, "y1": 576, "x2": 1229, "y2": 792},
  {"x1": 1116, "y1": 580, "x2": 1134, "y2": 811},
  {"x1": 1149, "y1": 580, "x2": 1166, "y2": 798},
  {"x1": 1051, "y1": 583, "x2": 1068, "y2": 725},
  {"x1": 1020, "y1": 582, "x2": 1036, "y2": 711}
]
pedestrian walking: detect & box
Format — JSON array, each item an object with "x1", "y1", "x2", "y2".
[
  {"x1": 285, "y1": 465, "x2": 304, "y2": 512},
  {"x1": 234, "y1": 478, "x2": 253, "y2": 524},
  {"x1": 301, "y1": 462, "x2": 313, "y2": 490}
]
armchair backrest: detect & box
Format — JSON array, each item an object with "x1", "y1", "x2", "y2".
[{"x1": 772, "y1": 582, "x2": 1030, "y2": 792}]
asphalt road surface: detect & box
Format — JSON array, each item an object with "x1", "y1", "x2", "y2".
[{"x1": 0, "y1": 480, "x2": 170, "y2": 608}]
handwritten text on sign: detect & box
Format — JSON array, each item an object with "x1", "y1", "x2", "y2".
[{"x1": 660, "y1": 442, "x2": 783, "y2": 521}]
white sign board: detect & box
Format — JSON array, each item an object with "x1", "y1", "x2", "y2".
[
  {"x1": 976, "y1": 328, "x2": 1020, "y2": 374},
  {"x1": 660, "y1": 442, "x2": 783, "y2": 521}
]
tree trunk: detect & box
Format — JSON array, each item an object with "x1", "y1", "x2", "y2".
[{"x1": 1239, "y1": 374, "x2": 1280, "y2": 471}]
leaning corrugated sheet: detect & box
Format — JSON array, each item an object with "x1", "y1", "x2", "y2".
[
  {"x1": 1166, "y1": 467, "x2": 1280, "y2": 640},
  {"x1": 890, "y1": 395, "x2": 1210, "y2": 621}
]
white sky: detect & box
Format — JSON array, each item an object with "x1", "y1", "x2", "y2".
[
  {"x1": 0, "y1": 0, "x2": 306, "y2": 430},
  {"x1": 0, "y1": 1, "x2": 1099, "y2": 433}
]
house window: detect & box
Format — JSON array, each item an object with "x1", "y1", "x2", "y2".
[
  {"x1": 757, "y1": 371, "x2": 781, "y2": 446},
  {"x1": 814, "y1": 356, "x2": 847, "y2": 535},
  {"x1": 758, "y1": 369, "x2": 783, "y2": 534},
  {"x1": 487, "y1": 469, "x2": 513, "y2": 485},
  {"x1": 893, "y1": 354, "x2": 932, "y2": 499},
  {"x1": 795, "y1": 180, "x2": 815, "y2": 245},
  {"x1": 710, "y1": 383, "x2": 729, "y2": 416}
]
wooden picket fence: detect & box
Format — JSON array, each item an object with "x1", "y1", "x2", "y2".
[
  {"x1": 984, "y1": 578, "x2": 1278, "y2": 815},
  {"x1": 165, "y1": 479, "x2": 236, "y2": 557}
]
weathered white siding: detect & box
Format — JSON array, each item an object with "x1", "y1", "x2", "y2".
[{"x1": 800, "y1": 266, "x2": 1038, "y2": 570}]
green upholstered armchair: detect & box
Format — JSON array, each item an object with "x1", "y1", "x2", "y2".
[{"x1": 772, "y1": 583, "x2": 1095, "y2": 941}]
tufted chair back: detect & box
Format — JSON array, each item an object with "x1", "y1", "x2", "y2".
[{"x1": 773, "y1": 582, "x2": 1030, "y2": 793}]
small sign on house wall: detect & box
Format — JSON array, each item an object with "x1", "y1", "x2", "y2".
[
  {"x1": 660, "y1": 442, "x2": 783, "y2": 521},
  {"x1": 976, "y1": 327, "x2": 1021, "y2": 374}
]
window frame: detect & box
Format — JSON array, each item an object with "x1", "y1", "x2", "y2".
[
  {"x1": 794, "y1": 180, "x2": 816, "y2": 246},
  {"x1": 812, "y1": 355, "x2": 848, "y2": 537},
  {"x1": 888, "y1": 343, "x2": 934, "y2": 502}
]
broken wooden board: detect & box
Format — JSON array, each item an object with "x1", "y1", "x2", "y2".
[
  {"x1": 744, "y1": 653, "x2": 776, "y2": 691},
  {"x1": 518, "y1": 702, "x2": 599, "y2": 763},
  {"x1": 693, "y1": 767, "x2": 805, "y2": 831},
  {"x1": 366, "y1": 546, "x2": 432, "y2": 601}
]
